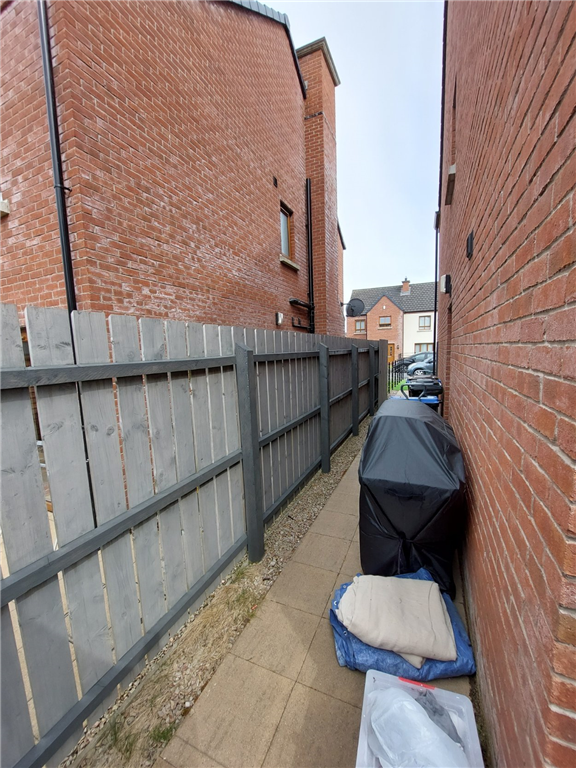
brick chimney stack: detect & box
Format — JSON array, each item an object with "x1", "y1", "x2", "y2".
[
  {"x1": 297, "y1": 38, "x2": 340, "y2": 334},
  {"x1": 401, "y1": 277, "x2": 411, "y2": 294}
]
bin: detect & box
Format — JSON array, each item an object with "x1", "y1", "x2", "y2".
[{"x1": 358, "y1": 398, "x2": 466, "y2": 597}]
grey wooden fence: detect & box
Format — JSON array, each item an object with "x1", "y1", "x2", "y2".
[{"x1": 0, "y1": 303, "x2": 386, "y2": 768}]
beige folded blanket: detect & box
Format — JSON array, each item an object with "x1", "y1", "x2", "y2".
[{"x1": 335, "y1": 575, "x2": 457, "y2": 669}]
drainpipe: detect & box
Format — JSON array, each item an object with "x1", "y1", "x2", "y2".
[
  {"x1": 434, "y1": 0, "x2": 449, "y2": 379},
  {"x1": 306, "y1": 178, "x2": 315, "y2": 333},
  {"x1": 433, "y1": 216, "x2": 439, "y2": 377},
  {"x1": 37, "y1": 0, "x2": 77, "y2": 315}
]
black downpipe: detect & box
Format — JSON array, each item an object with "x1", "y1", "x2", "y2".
[
  {"x1": 37, "y1": 0, "x2": 101, "y2": 528},
  {"x1": 38, "y1": 0, "x2": 76, "y2": 316},
  {"x1": 434, "y1": 0, "x2": 449, "y2": 379},
  {"x1": 305, "y1": 178, "x2": 315, "y2": 334},
  {"x1": 433, "y1": 223, "x2": 439, "y2": 377}
]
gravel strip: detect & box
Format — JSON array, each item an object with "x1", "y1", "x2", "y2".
[{"x1": 61, "y1": 418, "x2": 370, "y2": 768}]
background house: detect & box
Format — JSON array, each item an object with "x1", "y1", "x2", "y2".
[
  {"x1": 0, "y1": 0, "x2": 343, "y2": 334},
  {"x1": 438, "y1": 1, "x2": 575, "y2": 766},
  {"x1": 346, "y1": 279, "x2": 436, "y2": 361}
]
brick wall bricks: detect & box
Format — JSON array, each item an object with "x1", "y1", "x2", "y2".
[
  {"x1": 0, "y1": 0, "x2": 342, "y2": 335},
  {"x1": 298, "y1": 45, "x2": 342, "y2": 335},
  {"x1": 438, "y1": 2, "x2": 576, "y2": 766}
]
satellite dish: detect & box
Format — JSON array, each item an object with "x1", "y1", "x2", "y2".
[{"x1": 346, "y1": 298, "x2": 365, "y2": 317}]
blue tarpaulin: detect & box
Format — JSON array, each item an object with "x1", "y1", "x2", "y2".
[{"x1": 329, "y1": 569, "x2": 476, "y2": 681}]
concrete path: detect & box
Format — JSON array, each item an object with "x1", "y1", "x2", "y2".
[{"x1": 154, "y1": 453, "x2": 470, "y2": 768}]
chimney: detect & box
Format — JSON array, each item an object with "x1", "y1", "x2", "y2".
[
  {"x1": 401, "y1": 277, "x2": 410, "y2": 294},
  {"x1": 297, "y1": 38, "x2": 340, "y2": 334}
]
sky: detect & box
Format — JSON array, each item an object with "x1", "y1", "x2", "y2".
[{"x1": 269, "y1": 0, "x2": 444, "y2": 302}]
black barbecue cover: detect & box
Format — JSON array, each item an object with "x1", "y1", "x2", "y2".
[{"x1": 359, "y1": 398, "x2": 466, "y2": 597}]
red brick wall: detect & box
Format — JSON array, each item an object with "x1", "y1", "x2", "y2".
[
  {"x1": 438, "y1": 2, "x2": 576, "y2": 765},
  {"x1": 1, "y1": 0, "x2": 341, "y2": 333},
  {"x1": 0, "y1": 0, "x2": 67, "y2": 308},
  {"x1": 298, "y1": 46, "x2": 341, "y2": 335}
]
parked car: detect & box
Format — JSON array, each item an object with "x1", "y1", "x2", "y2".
[
  {"x1": 394, "y1": 352, "x2": 434, "y2": 372},
  {"x1": 407, "y1": 357, "x2": 435, "y2": 376}
]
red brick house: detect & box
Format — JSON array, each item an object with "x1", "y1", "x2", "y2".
[
  {"x1": 345, "y1": 279, "x2": 436, "y2": 361},
  {"x1": 437, "y1": 2, "x2": 575, "y2": 765},
  {"x1": 0, "y1": 0, "x2": 343, "y2": 334}
]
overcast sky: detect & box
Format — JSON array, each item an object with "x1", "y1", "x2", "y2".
[{"x1": 270, "y1": 0, "x2": 444, "y2": 301}]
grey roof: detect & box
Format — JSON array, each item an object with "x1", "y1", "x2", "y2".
[
  {"x1": 296, "y1": 38, "x2": 341, "y2": 86},
  {"x1": 349, "y1": 281, "x2": 437, "y2": 314},
  {"x1": 226, "y1": 1, "x2": 307, "y2": 97}
]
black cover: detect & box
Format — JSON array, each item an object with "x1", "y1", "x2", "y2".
[{"x1": 358, "y1": 398, "x2": 466, "y2": 596}]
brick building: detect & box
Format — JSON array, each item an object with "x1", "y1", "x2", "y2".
[
  {"x1": 437, "y1": 2, "x2": 575, "y2": 766},
  {"x1": 345, "y1": 279, "x2": 436, "y2": 361},
  {"x1": 0, "y1": 0, "x2": 343, "y2": 334}
]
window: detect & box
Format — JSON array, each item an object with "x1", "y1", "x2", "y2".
[
  {"x1": 355, "y1": 319, "x2": 365, "y2": 333},
  {"x1": 379, "y1": 316, "x2": 391, "y2": 327},
  {"x1": 414, "y1": 344, "x2": 434, "y2": 353},
  {"x1": 280, "y1": 205, "x2": 292, "y2": 258},
  {"x1": 418, "y1": 315, "x2": 431, "y2": 330}
]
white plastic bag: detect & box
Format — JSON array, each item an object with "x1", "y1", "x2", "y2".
[{"x1": 367, "y1": 688, "x2": 470, "y2": 768}]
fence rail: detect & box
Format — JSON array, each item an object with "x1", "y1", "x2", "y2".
[{"x1": 0, "y1": 303, "x2": 386, "y2": 768}]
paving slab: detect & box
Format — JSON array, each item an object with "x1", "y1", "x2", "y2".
[
  {"x1": 341, "y1": 540, "x2": 362, "y2": 576},
  {"x1": 298, "y1": 618, "x2": 365, "y2": 708},
  {"x1": 262, "y1": 683, "x2": 362, "y2": 768},
  {"x1": 267, "y1": 560, "x2": 338, "y2": 616},
  {"x1": 177, "y1": 655, "x2": 293, "y2": 768},
  {"x1": 310, "y1": 509, "x2": 358, "y2": 540},
  {"x1": 325, "y1": 572, "x2": 355, "y2": 618},
  {"x1": 322, "y1": 495, "x2": 358, "y2": 516},
  {"x1": 292, "y1": 531, "x2": 349, "y2": 573},
  {"x1": 231, "y1": 600, "x2": 319, "y2": 680},
  {"x1": 155, "y1": 737, "x2": 226, "y2": 768}
]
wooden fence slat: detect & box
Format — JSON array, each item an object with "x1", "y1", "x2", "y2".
[
  {"x1": 109, "y1": 315, "x2": 165, "y2": 653},
  {"x1": 1, "y1": 603, "x2": 34, "y2": 767},
  {"x1": 227, "y1": 328, "x2": 246, "y2": 542},
  {"x1": 26, "y1": 306, "x2": 113, "y2": 729},
  {"x1": 204, "y1": 325, "x2": 227, "y2": 462},
  {"x1": 266, "y1": 330, "x2": 281, "y2": 505},
  {"x1": 188, "y1": 324, "x2": 219, "y2": 571},
  {"x1": 27, "y1": 323, "x2": 113, "y2": 724},
  {"x1": 297, "y1": 334, "x2": 306, "y2": 473},
  {"x1": 140, "y1": 318, "x2": 187, "y2": 616},
  {"x1": 288, "y1": 332, "x2": 300, "y2": 481},
  {"x1": 304, "y1": 334, "x2": 312, "y2": 471},
  {"x1": 205, "y1": 325, "x2": 233, "y2": 555},
  {"x1": 1, "y1": 305, "x2": 78, "y2": 766},
  {"x1": 255, "y1": 329, "x2": 272, "y2": 516},
  {"x1": 72, "y1": 311, "x2": 142, "y2": 675},
  {"x1": 166, "y1": 320, "x2": 204, "y2": 589},
  {"x1": 273, "y1": 331, "x2": 287, "y2": 498},
  {"x1": 281, "y1": 331, "x2": 294, "y2": 490}
]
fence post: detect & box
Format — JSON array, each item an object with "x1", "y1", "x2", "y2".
[
  {"x1": 368, "y1": 343, "x2": 376, "y2": 416},
  {"x1": 319, "y1": 343, "x2": 330, "y2": 473},
  {"x1": 351, "y1": 343, "x2": 359, "y2": 436},
  {"x1": 378, "y1": 339, "x2": 388, "y2": 407},
  {"x1": 235, "y1": 343, "x2": 264, "y2": 562}
]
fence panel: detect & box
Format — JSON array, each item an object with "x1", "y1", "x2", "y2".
[{"x1": 0, "y1": 301, "x2": 379, "y2": 768}]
